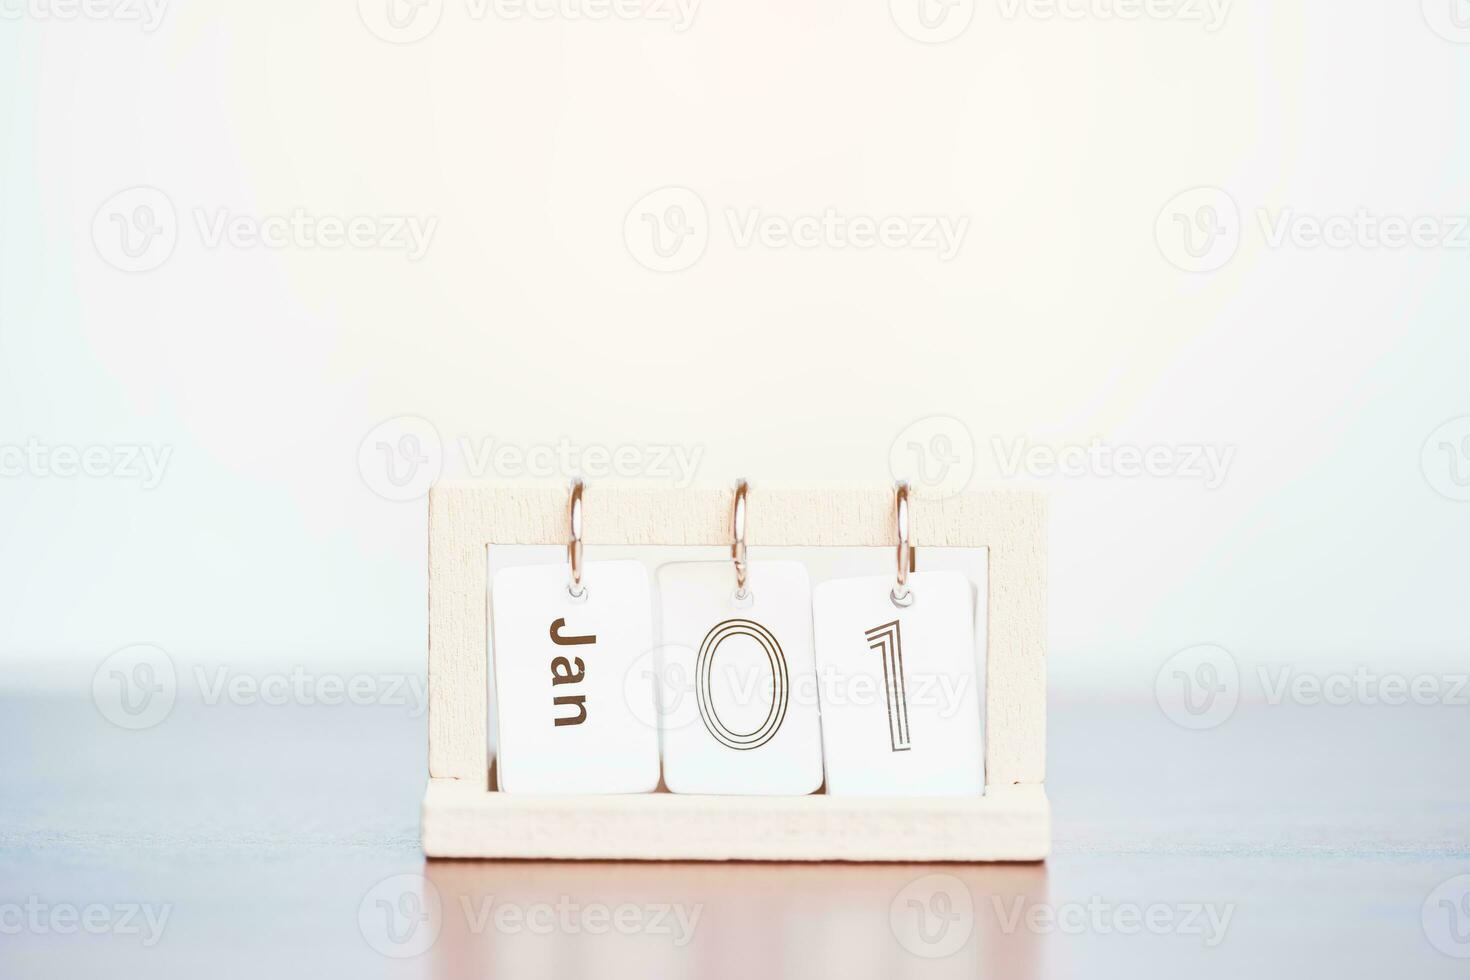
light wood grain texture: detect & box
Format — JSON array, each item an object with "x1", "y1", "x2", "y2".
[
  {"x1": 425, "y1": 483, "x2": 1047, "y2": 860},
  {"x1": 423, "y1": 779, "x2": 1050, "y2": 861}
]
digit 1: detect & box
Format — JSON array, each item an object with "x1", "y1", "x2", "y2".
[{"x1": 864, "y1": 620, "x2": 911, "y2": 752}]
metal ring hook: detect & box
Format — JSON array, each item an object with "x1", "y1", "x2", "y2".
[
  {"x1": 892, "y1": 481, "x2": 914, "y2": 607},
  {"x1": 567, "y1": 478, "x2": 585, "y2": 599},
  {"x1": 731, "y1": 478, "x2": 749, "y2": 600}
]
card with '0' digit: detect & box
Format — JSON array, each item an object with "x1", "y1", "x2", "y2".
[{"x1": 655, "y1": 560, "x2": 824, "y2": 796}]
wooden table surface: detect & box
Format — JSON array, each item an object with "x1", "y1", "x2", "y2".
[{"x1": 3, "y1": 693, "x2": 1466, "y2": 978}]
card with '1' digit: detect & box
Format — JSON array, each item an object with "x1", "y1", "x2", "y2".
[
  {"x1": 491, "y1": 560, "x2": 660, "y2": 794},
  {"x1": 812, "y1": 570, "x2": 983, "y2": 796}
]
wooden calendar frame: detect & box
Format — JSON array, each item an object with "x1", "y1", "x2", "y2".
[{"x1": 422, "y1": 484, "x2": 1049, "y2": 861}]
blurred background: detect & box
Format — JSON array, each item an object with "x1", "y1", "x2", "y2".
[
  {"x1": 1, "y1": 0, "x2": 1467, "y2": 702},
  {"x1": 6, "y1": 5, "x2": 1470, "y2": 978}
]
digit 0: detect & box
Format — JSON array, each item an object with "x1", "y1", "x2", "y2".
[{"x1": 695, "y1": 618, "x2": 789, "y2": 751}]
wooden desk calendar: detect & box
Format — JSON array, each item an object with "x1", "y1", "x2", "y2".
[{"x1": 422, "y1": 484, "x2": 1048, "y2": 862}]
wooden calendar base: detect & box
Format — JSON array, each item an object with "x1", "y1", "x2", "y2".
[{"x1": 421, "y1": 779, "x2": 1050, "y2": 862}]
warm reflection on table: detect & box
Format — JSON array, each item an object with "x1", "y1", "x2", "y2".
[{"x1": 425, "y1": 860, "x2": 1045, "y2": 979}]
